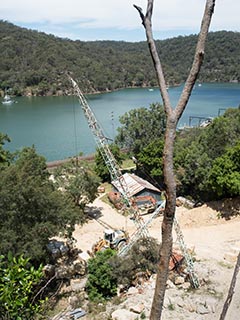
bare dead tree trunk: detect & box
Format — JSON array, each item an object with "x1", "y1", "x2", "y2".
[
  {"x1": 219, "y1": 252, "x2": 240, "y2": 320},
  {"x1": 134, "y1": 1, "x2": 216, "y2": 318}
]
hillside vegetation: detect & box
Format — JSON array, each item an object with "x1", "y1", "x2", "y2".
[
  {"x1": 115, "y1": 106, "x2": 240, "y2": 202},
  {"x1": 0, "y1": 20, "x2": 240, "y2": 96}
]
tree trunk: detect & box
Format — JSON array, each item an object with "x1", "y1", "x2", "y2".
[
  {"x1": 134, "y1": 1, "x2": 216, "y2": 318},
  {"x1": 150, "y1": 120, "x2": 177, "y2": 318}
]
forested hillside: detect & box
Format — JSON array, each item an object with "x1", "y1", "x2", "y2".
[{"x1": 0, "y1": 20, "x2": 240, "y2": 96}]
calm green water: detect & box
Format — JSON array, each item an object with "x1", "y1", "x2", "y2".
[{"x1": 0, "y1": 83, "x2": 239, "y2": 161}]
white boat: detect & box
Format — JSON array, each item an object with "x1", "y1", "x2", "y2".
[{"x1": 2, "y1": 94, "x2": 14, "y2": 105}]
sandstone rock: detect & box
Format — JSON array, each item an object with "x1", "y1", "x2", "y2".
[
  {"x1": 207, "y1": 300, "x2": 217, "y2": 313},
  {"x1": 71, "y1": 278, "x2": 87, "y2": 292},
  {"x1": 197, "y1": 304, "x2": 210, "y2": 315},
  {"x1": 42, "y1": 264, "x2": 55, "y2": 278},
  {"x1": 117, "y1": 284, "x2": 125, "y2": 296},
  {"x1": 55, "y1": 265, "x2": 70, "y2": 279},
  {"x1": 174, "y1": 276, "x2": 185, "y2": 285},
  {"x1": 72, "y1": 259, "x2": 87, "y2": 276},
  {"x1": 164, "y1": 296, "x2": 175, "y2": 309},
  {"x1": 166, "y1": 279, "x2": 176, "y2": 289},
  {"x1": 176, "y1": 298, "x2": 185, "y2": 308},
  {"x1": 127, "y1": 286, "x2": 139, "y2": 295},
  {"x1": 150, "y1": 274, "x2": 157, "y2": 281},
  {"x1": 68, "y1": 294, "x2": 79, "y2": 309},
  {"x1": 185, "y1": 302, "x2": 197, "y2": 313},
  {"x1": 112, "y1": 309, "x2": 139, "y2": 320},
  {"x1": 230, "y1": 245, "x2": 240, "y2": 255},
  {"x1": 130, "y1": 302, "x2": 145, "y2": 314},
  {"x1": 224, "y1": 252, "x2": 238, "y2": 263},
  {"x1": 79, "y1": 251, "x2": 91, "y2": 261},
  {"x1": 180, "y1": 281, "x2": 191, "y2": 290}
]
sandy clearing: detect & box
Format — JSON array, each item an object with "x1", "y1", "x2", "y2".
[
  {"x1": 73, "y1": 195, "x2": 240, "y2": 261},
  {"x1": 72, "y1": 195, "x2": 240, "y2": 319}
]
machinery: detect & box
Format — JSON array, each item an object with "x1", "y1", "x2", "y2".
[
  {"x1": 68, "y1": 75, "x2": 149, "y2": 238},
  {"x1": 108, "y1": 191, "x2": 157, "y2": 213},
  {"x1": 92, "y1": 229, "x2": 128, "y2": 253}
]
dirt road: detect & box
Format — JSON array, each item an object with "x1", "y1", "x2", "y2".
[
  {"x1": 74, "y1": 196, "x2": 240, "y2": 260},
  {"x1": 73, "y1": 195, "x2": 240, "y2": 319}
]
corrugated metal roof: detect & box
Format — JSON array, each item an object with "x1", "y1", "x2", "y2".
[{"x1": 112, "y1": 173, "x2": 161, "y2": 197}]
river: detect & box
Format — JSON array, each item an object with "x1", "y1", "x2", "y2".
[{"x1": 0, "y1": 83, "x2": 239, "y2": 161}]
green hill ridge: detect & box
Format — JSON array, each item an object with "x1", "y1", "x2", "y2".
[{"x1": 0, "y1": 20, "x2": 240, "y2": 96}]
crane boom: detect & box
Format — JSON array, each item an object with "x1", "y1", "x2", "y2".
[
  {"x1": 69, "y1": 76, "x2": 199, "y2": 288},
  {"x1": 68, "y1": 75, "x2": 148, "y2": 236}
]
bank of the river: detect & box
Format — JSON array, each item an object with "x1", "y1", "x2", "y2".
[
  {"x1": 46, "y1": 154, "x2": 96, "y2": 169},
  {"x1": 1, "y1": 83, "x2": 180, "y2": 98}
]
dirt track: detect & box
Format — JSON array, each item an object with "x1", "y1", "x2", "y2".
[
  {"x1": 73, "y1": 196, "x2": 240, "y2": 259},
  {"x1": 73, "y1": 196, "x2": 240, "y2": 319}
]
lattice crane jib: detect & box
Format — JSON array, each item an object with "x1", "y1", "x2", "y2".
[
  {"x1": 69, "y1": 76, "x2": 198, "y2": 288},
  {"x1": 68, "y1": 76, "x2": 148, "y2": 235},
  {"x1": 174, "y1": 218, "x2": 199, "y2": 288}
]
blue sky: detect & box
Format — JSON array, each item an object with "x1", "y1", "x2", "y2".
[{"x1": 0, "y1": 0, "x2": 239, "y2": 42}]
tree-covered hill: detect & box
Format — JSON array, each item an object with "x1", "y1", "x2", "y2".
[{"x1": 0, "y1": 20, "x2": 240, "y2": 96}]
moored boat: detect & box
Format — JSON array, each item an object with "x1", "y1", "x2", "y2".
[{"x1": 2, "y1": 94, "x2": 14, "y2": 105}]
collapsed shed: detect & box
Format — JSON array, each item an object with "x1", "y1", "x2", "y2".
[{"x1": 108, "y1": 173, "x2": 162, "y2": 212}]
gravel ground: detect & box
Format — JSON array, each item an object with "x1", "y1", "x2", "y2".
[{"x1": 72, "y1": 195, "x2": 240, "y2": 319}]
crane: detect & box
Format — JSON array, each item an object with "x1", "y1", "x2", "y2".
[
  {"x1": 69, "y1": 75, "x2": 199, "y2": 288},
  {"x1": 68, "y1": 75, "x2": 148, "y2": 238}
]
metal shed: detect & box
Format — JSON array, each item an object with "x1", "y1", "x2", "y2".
[{"x1": 111, "y1": 173, "x2": 162, "y2": 201}]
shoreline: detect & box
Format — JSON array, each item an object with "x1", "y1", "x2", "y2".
[
  {"x1": 46, "y1": 153, "x2": 96, "y2": 169},
  {"x1": 46, "y1": 148, "x2": 130, "y2": 169},
  {"x1": 2, "y1": 81, "x2": 239, "y2": 98},
  {"x1": 0, "y1": 82, "x2": 182, "y2": 98}
]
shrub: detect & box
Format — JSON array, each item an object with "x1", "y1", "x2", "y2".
[
  {"x1": 0, "y1": 253, "x2": 45, "y2": 319},
  {"x1": 86, "y1": 249, "x2": 117, "y2": 302},
  {"x1": 111, "y1": 237, "x2": 159, "y2": 287}
]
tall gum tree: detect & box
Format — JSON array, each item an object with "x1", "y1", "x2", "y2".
[{"x1": 134, "y1": 1, "x2": 216, "y2": 319}]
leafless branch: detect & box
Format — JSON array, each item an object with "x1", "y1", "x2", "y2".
[
  {"x1": 175, "y1": 0, "x2": 216, "y2": 120},
  {"x1": 220, "y1": 252, "x2": 240, "y2": 320},
  {"x1": 133, "y1": 1, "x2": 172, "y2": 116},
  {"x1": 31, "y1": 274, "x2": 56, "y2": 304}
]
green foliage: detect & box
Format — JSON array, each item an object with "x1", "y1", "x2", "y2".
[
  {"x1": 86, "y1": 249, "x2": 117, "y2": 302},
  {"x1": 174, "y1": 140, "x2": 212, "y2": 200},
  {"x1": 0, "y1": 253, "x2": 45, "y2": 319},
  {"x1": 174, "y1": 108, "x2": 240, "y2": 201},
  {"x1": 94, "y1": 144, "x2": 125, "y2": 182},
  {"x1": 0, "y1": 133, "x2": 12, "y2": 167},
  {"x1": 208, "y1": 142, "x2": 240, "y2": 198},
  {"x1": 0, "y1": 146, "x2": 83, "y2": 266},
  {"x1": 116, "y1": 104, "x2": 239, "y2": 201},
  {"x1": 200, "y1": 110, "x2": 240, "y2": 159},
  {"x1": 53, "y1": 159, "x2": 100, "y2": 206},
  {"x1": 86, "y1": 239, "x2": 159, "y2": 302},
  {"x1": 0, "y1": 21, "x2": 239, "y2": 95},
  {"x1": 111, "y1": 237, "x2": 159, "y2": 287},
  {"x1": 140, "y1": 312, "x2": 147, "y2": 319},
  {"x1": 137, "y1": 138, "x2": 164, "y2": 184},
  {"x1": 115, "y1": 103, "x2": 166, "y2": 155}
]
